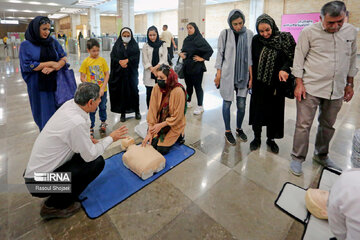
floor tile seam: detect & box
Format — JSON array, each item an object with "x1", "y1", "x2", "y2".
[
  {"x1": 144, "y1": 200, "x2": 228, "y2": 240},
  {"x1": 145, "y1": 202, "x2": 194, "y2": 240},
  {"x1": 193, "y1": 170, "x2": 234, "y2": 209},
  {"x1": 230, "y1": 169, "x2": 280, "y2": 197},
  {"x1": 100, "y1": 213, "x2": 125, "y2": 240}
]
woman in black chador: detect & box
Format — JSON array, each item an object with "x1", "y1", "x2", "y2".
[
  {"x1": 109, "y1": 27, "x2": 141, "y2": 122},
  {"x1": 249, "y1": 14, "x2": 296, "y2": 153}
]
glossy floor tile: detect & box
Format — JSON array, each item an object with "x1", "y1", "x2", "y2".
[{"x1": 1, "y1": 51, "x2": 359, "y2": 240}]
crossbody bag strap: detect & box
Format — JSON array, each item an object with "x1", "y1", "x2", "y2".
[{"x1": 221, "y1": 29, "x2": 228, "y2": 67}]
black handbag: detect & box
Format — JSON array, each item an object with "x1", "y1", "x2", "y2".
[
  {"x1": 174, "y1": 56, "x2": 184, "y2": 79},
  {"x1": 280, "y1": 74, "x2": 295, "y2": 99}
]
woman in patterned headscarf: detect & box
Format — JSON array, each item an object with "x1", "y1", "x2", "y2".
[
  {"x1": 142, "y1": 64, "x2": 187, "y2": 155},
  {"x1": 249, "y1": 14, "x2": 296, "y2": 153}
]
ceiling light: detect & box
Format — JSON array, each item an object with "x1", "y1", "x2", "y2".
[
  {"x1": 9, "y1": 0, "x2": 22, "y2": 3},
  {"x1": 76, "y1": 0, "x2": 109, "y2": 7},
  {"x1": 1, "y1": 20, "x2": 19, "y2": 24},
  {"x1": 7, "y1": 9, "x2": 19, "y2": 12},
  {"x1": 60, "y1": 7, "x2": 86, "y2": 14},
  {"x1": 28, "y1": 1, "x2": 41, "y2": 5},
  {"x1": 37, "y1": 11, "x2": 47, "y2": 13},
  {"x1": 23, "y1": 10, "x2": 32, "y2": 12},
  {"x1": 47, "y1": 3, "x2": 60, "y2": 6},
  {"x1": 48, "y1": 13, "x2": 68, "y2": 19}
]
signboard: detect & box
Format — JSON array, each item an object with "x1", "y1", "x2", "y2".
[
  {"x1": 0, "y1": 20, "x2": 19, "y2": 24},
  {"x1": 281, "y1": 13, "x2": 321, "y2": 42}
]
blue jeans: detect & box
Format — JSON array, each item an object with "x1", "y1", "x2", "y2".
[
  {"x1": 90, "y1": 92, "x2": 107, "y2": 128},
  {"x1": 222, "y1": 96, "x2": 246, "y2": 131}
]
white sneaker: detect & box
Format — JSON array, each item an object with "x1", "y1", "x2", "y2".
[
  {"x1": 187, "y1": 102, "x2": 193, "y2": 108},
  {"x1": 193, "y1": 106, "x2": 204, "y2": 115}
]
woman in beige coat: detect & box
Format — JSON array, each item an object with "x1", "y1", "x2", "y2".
[{"x1": 142, "y1": 65, "x2": 187, "y2": 155}]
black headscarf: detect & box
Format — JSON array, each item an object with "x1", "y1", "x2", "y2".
[
  {"x1": 255, "y1": 14, "x2": 296, "y2": 85},
  {"x1": 181, "y1": 22, "x2": 213, "y2": 75},
  {"x1": 183, "y1": 22, "x2": 201, "y2": 42},
  {"x1": 25, "y1": 16, "x2": 58, "y2": 92},
  {"x1": 147, "y1": 26, "x2": 164, "y2": 79},
  {"x1": 182, "y1": 22, "x2": 210, "y2": 53}
]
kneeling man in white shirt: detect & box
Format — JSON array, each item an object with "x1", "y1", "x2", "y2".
[{"x1": 24, "y1": 82, "x2": 128, "y2": 220}]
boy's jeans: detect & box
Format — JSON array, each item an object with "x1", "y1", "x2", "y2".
[{"x1": 90, "y1": 92, "x2": 107, "y2": 128}]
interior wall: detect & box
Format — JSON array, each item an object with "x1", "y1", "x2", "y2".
[
  {"x1": 134, "y1": 14, "x2": 147, "y2": 34},
  {"x1": 154, "y1": 10, "x2": 178, "y2": 36},
  {"x1": 264, "y1": 0, "x2": 284, "y2": 27},
  {"x1": 100, "y1": 16, "x2": 117, "y2": 35},
  {"x1": 283, "y1": 0, "x2": 359, "y2": 53},
  {"x1": 59, "y1": 16, "x2": 71, "y2": 38},
  {"x1": 80, "y1": 15, "x2": 88, "y2": 25},
  {"x1": 135, "y1": 10, "x2": 178, "y2": 36},
  {"x1": 205, "y1": 1, "x2": 250, "y2": 39},
  {"x1": 0, "y1": 23, "x2": 28, "y2": 38}
]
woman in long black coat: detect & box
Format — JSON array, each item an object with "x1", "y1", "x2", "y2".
[
  {"x1": 249, "y1": 14, "x2": 296, "y2": 153},
  {"x1": 109, "y1": 27, "x2": 141, "y2": 122}
]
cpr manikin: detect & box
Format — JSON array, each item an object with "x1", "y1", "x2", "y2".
[{"x1": 121, "y1": 137, "x2": 166, "y2": 180}]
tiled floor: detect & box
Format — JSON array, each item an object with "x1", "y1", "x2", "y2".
[{"x1": 0, "y1": 50, "x2": 359, "y2": 240}]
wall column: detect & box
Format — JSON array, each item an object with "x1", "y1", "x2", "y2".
[
  {"x1": 116, "y1": 0, "x2": 135, "y2": 35},
  {"x1": 178, "y1": 0, "x2": 206, "y2": 49},
  {"x1": 88, "y1": 8, "x2": 101, "y2": 37},
  {"x1": 249, "y1": 0, "x2": 264, "y2": 32},
  {"x1": 71, "y1": 14, "x2": 81, "y2": 39},
  {"x1": 147, "y1": 12, "x2": 154, "y2": 28}
]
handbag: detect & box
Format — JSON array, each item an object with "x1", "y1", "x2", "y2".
[
  {"x1": 55, "y1": 63, "x2": 77, "y2": 107},
  {"x1": 280, "y1": 74, "x2": 295, "y2": 99},
  {"x1": 174, "y1": 56, "x2": 184, "y2": 79}
]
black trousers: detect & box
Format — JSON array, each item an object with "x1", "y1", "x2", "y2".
[
  {"x1": 25, "y1": 153, "x2": 105, "y2": 209},
  {"x1": 146, "y1": 86, "x2": 153, "y2": 109},
  {"x1": 184, "y1": 72, "x2": 204, "y2": 106},
  {"x1": 252, "y1": 125, "x2": 276, "y2": 139},
  {"x1": 168, "y1": 46, "x2": 174, "y2": 60},
  {"x1": 151, "y1": 137, "x2": 172, "y2": 155}
]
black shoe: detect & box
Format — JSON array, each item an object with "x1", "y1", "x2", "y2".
[
  {"x1": 177, "y1": 134, "x2": 185, "y2": 144},
  {"x1": 120, "y1": 114, "x2": 126, "y2": 122},
  {"x1": 250, "y1": 138, "x2": 261, "y2": 151},
  {"x1": 236, "y1": 129, "x2": 248, "y2": 142},
  {"x1": 266, "y1": 139, "x2": 279, "y2": 153},
  {"x1": 40, "y1": 201, "x2": 81, "y2": 220},
  {"x1": 225, "y1": 132, "x2": 236, "y2": 145},
  {"x1": 135, "y1": 112, "x2": 141, "y2": 120}
]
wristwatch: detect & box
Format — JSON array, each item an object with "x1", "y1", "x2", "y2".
[{"x1": 346, "y1": 82, "x2": 354, "y2": 87}]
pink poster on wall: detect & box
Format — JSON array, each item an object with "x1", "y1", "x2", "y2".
[{"x1": 281, "y1": 13, "x2": 321, "y2": 42}]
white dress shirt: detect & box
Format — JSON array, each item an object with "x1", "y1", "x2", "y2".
[
  {"x1": 24, "y1": 100, "x2": 113, "y2": 178},
  {"x1": 328, "y1": 168, "x2": 360, "y2": 240},
  {"x1": 292, "y1": 22, "x2": 358, "y2": 100}
]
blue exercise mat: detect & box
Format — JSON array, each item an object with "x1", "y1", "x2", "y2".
[{"x1": 79, "y1": 143, "x2": 195, "y2": 219}]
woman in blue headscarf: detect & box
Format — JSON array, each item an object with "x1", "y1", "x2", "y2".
[{"x1": 19, "y1": 16, "x2": 67, "y2": 131}]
